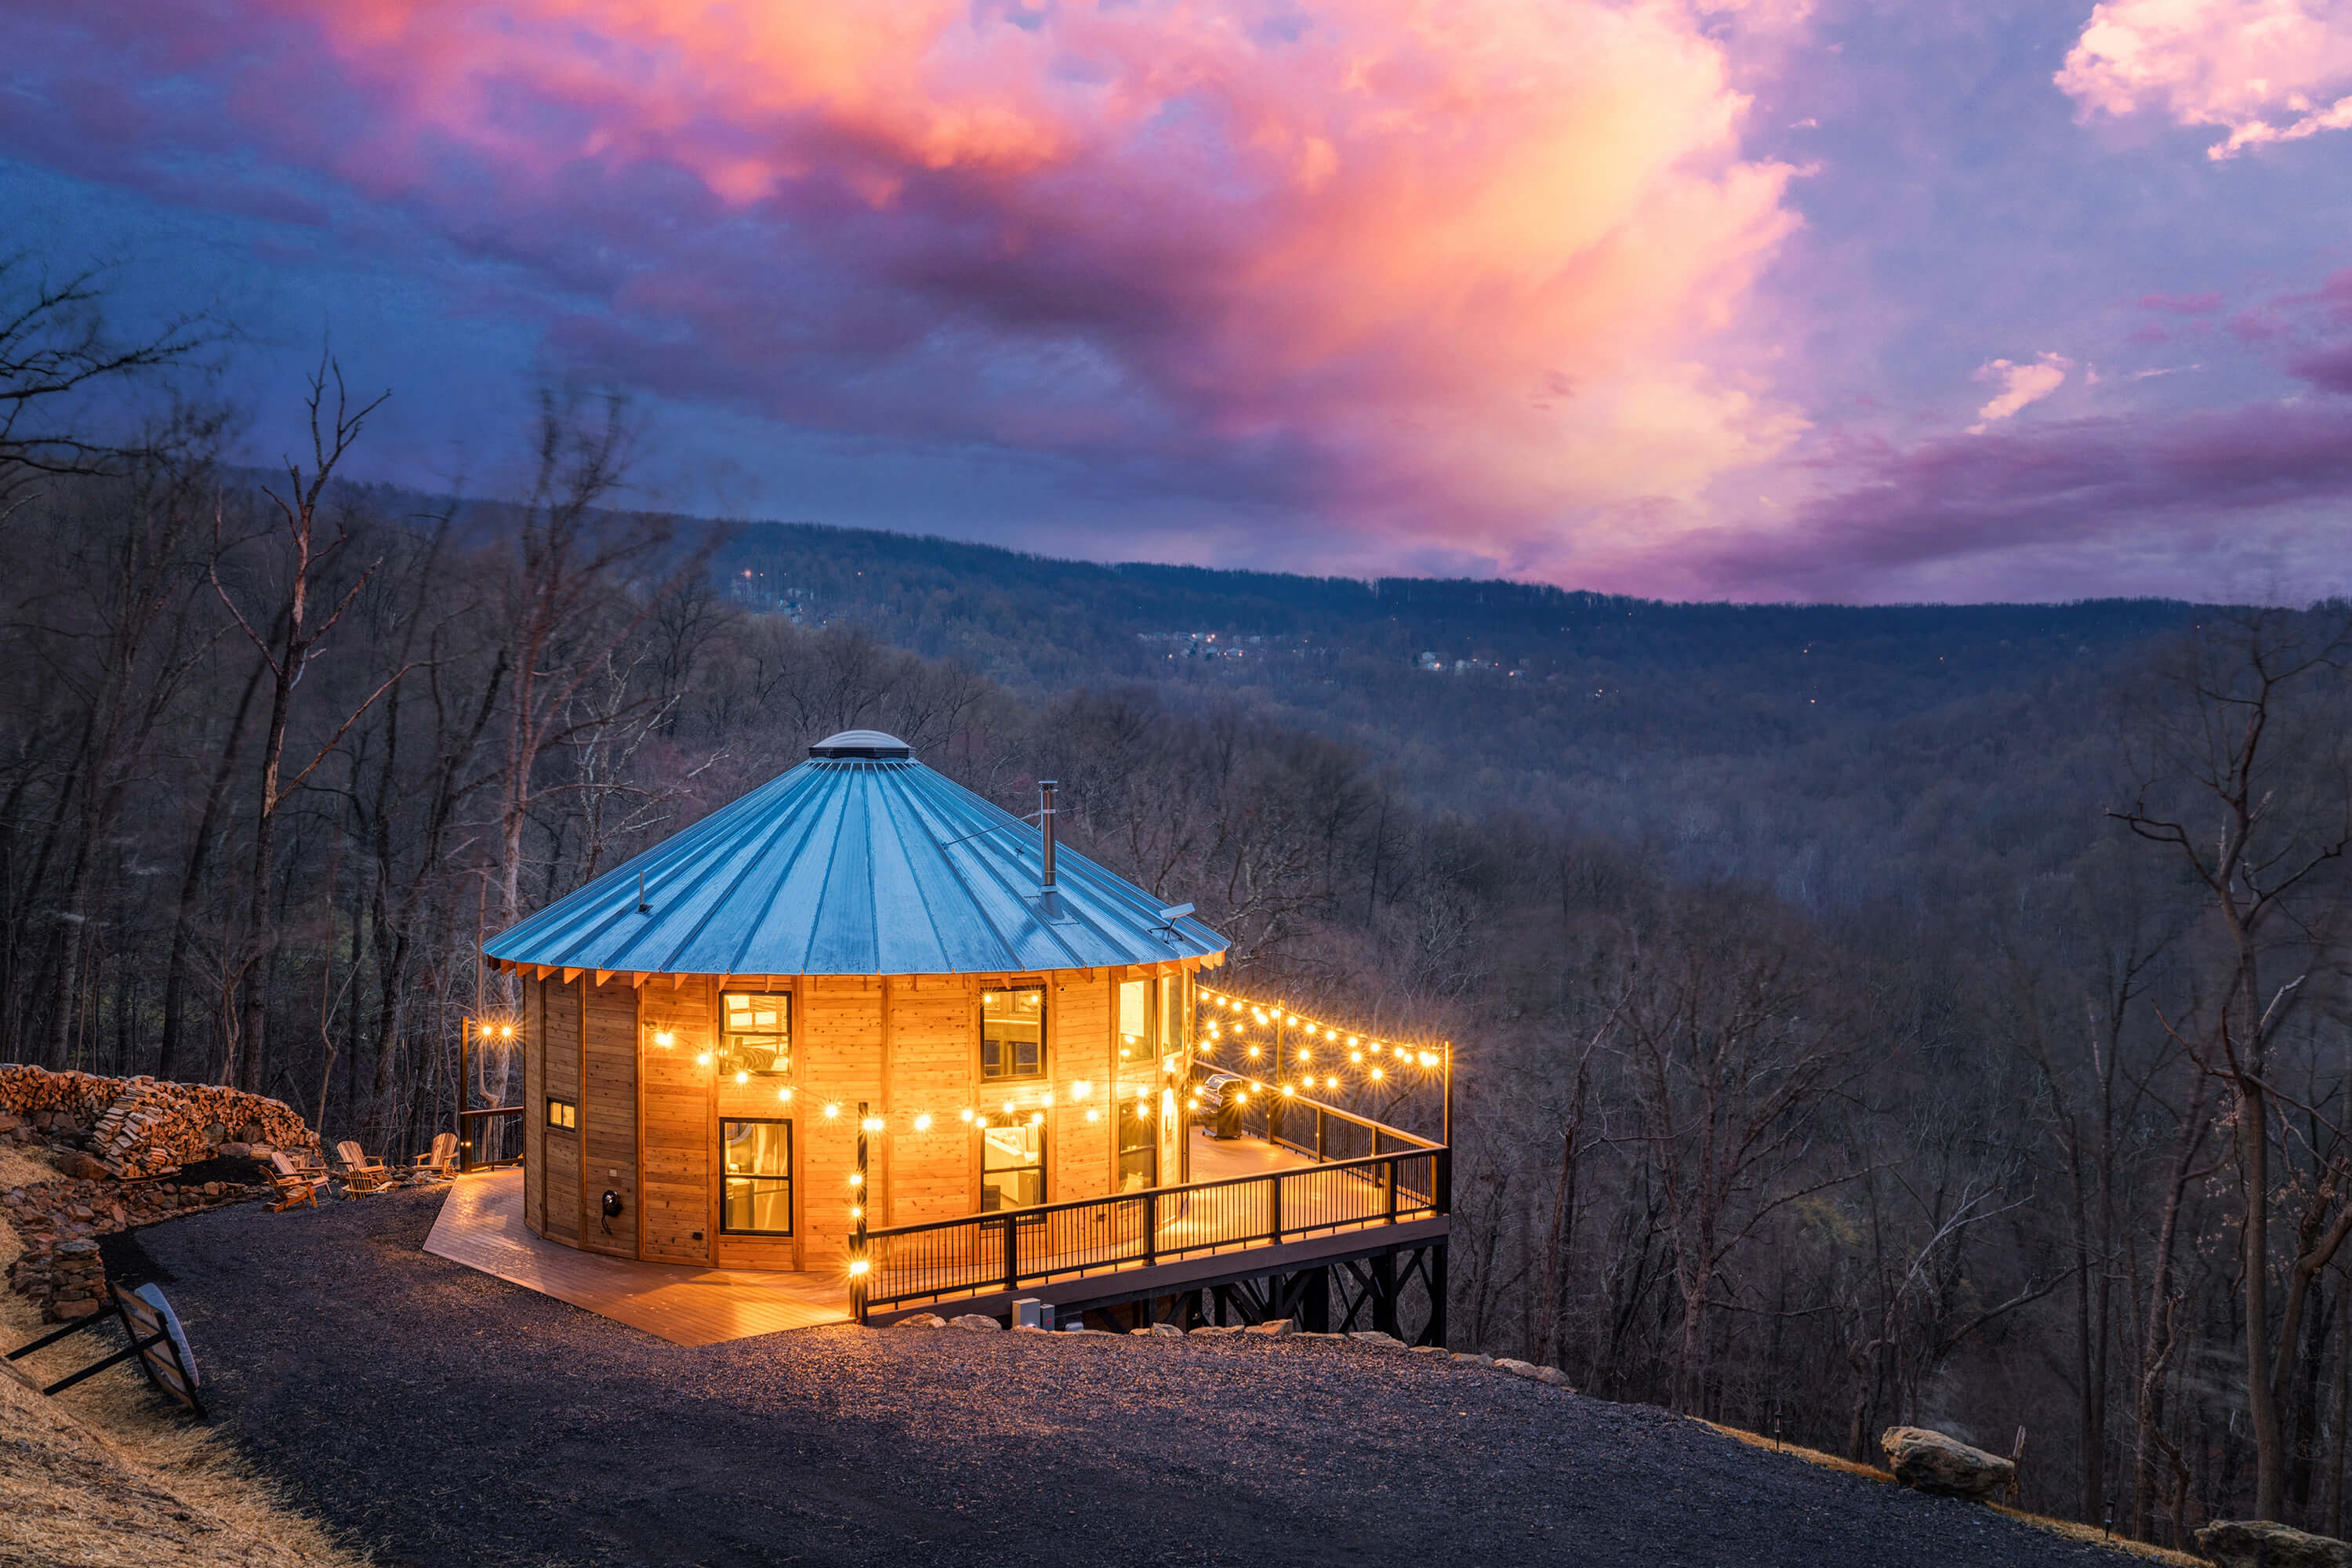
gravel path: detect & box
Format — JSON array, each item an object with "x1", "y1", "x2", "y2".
[{"x1": 107, "y1": 1190, "x2": 2129, "y2": 1568}]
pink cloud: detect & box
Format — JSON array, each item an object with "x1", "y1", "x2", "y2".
[
  {"x1": 1968, "y1": 352, "x2": 2071, "y2": 432},
  {"x1": 2058, "y1": 0, "x2": 2352, "y2": 160},
  {"x1": 2140, "y1": 290, "x2": 2221, "y2": 314},
  {"x1": 0, "y1": 0, "x2": 1810, "y2": 561}
]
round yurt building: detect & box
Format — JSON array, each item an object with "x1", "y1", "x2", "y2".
[{"x1": 483, "y1": 730, "x2": 1229, "y2": 1277}]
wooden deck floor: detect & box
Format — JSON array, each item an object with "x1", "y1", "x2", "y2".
[
  {"x1": 423, "y1": 1171, "x2": 851, "y2": 1345},
  {"x1": 423, "y1": 1133, "x2": 1336, "y2": 1341}
]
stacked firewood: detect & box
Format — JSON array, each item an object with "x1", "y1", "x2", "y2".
[{"x1": 0, "y1": 1065, "x2": 318, "y2": 1179}]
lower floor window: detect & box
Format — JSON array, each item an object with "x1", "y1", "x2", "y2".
[
  {"x1": 1116, "y1": 1099, "x2": 1155, "y2": 1193},
  {"x1": 720, "y1": 1119, "x2": 793, "y2": 1235},
  {"x1": 546, "y1": 1098, "x2": 577, "y2": 1131},
  {"x1": 980, "y1": 1117, "x2": 1046, "y2": 1210}
]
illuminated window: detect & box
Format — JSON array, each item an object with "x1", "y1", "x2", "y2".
[
  {"x1": 720, "y1": 1119, "x2": 793, "y2": 1235},
  {"x1": 720, "y1": 991, "x2": 792, "y2": 1077},
  {"x1": 1116, "y1": 978, "x2": 1158, "y2": 1191},
  {"x1": 546, "y1": 1098, "x2": 577, "y2": 1131},
  {"x1": 981, "y1": 1116, "x2": 1045, "y2": 1210},
  {"x1": 980, "y1": 985, "x2": 1044, "y2": 1080}
]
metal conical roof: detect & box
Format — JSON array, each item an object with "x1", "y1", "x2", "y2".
[{"x1": 484, "y1": 735, "x2": 1228, "y2": 978}]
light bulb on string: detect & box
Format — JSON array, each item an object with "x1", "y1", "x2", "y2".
[{"x1": 914, "y1": 1113, "x2": 933, "y2": 1131}]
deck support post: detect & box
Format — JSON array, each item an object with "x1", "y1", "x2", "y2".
[{"x1": 1370, "y1": 1252, "x2": 1401, "y2": 1339}]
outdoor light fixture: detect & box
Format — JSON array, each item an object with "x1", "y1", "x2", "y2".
[
  {"x1": 778, "y1": 1087, "x2": 794, "y2": 1102},
  {"x1": 696, "y1": 1051, "x2": 713, "y2": 1067},
  {"x1": 654, "y1": 1030, "x2": 674, "y2": 1047},
  {"x1": 823, "y1": 1102, "x2": 840, "y2": 1118},
  {"x1": 862, "y1": 1116, "x2": 884, "y2": 1133},
  {"x1": 959, "y1": 1108, "x2": 975, "y2": 1122},
  {"x1": 1072, "y1": 1080, "x2": 1091, "y2": 1098},
  {"x1": 914, "y1": 1113, "x2": 932, "y2": 1131}
]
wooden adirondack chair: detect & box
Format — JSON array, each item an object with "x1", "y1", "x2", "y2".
[
  {"x1": 411, "y1": 1132, "x2": 459, "y2": 1180},
  {"x1": 335, "y1": 1140, "x2": 395, "y2": 1194},
  {"x1": 266, "y1": 1150, "x2": 325, "y2": 1212}
]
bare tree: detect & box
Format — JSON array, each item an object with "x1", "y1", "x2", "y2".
[
  {"x1": 210, "y1": 359, "x2": 405, "y2": 1089},
  {"x1": 2111, "y1": 604, "x2": 2352, "y2": 1521}
]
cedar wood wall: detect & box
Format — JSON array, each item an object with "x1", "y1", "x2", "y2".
[{"x1": 523, "y1": 967, "x2": 1175, "y2": 1271}]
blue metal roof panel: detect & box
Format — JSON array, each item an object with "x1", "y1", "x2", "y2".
[{"x1": 485, "y1": 756, "x2": 1229, "y2": 976}]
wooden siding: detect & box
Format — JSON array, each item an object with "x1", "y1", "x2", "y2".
[
  {"x1": 510, "y1": 967, "x2": 1142, "y2": 1274},
  {"x1": 579, "y1": 977, "x2": 638, "y2": 1258},
  {"x1": 639, "y1": 977, "x2": 715, "y2": 1264},
  {"x1": 524, "y1": 978, "x2": 546, "y2": 1237},
  {"x1": 1053, "y1": 971, "x2": 1113, "y2": 1203},
  {"x1": 886, "y1": 976, "x2": 978, "y2": 1229},
  {"x1": 799, "y1": 976, "x2": 884, "y2": 1269},
  {"x1": 542, "y1": 978, "x2": 582, "y2": 1243}
]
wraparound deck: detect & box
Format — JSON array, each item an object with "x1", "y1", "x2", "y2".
[{"x1": 423, "y1": 1128, "x2": 1408, "y2": 1345}]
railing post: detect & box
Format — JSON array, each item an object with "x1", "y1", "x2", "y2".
[
  {"x1": 1316, "y1": 1108, "x2": 1326, "y2": 1162},
  {"x1": 1144, "y1": 1189, "x2": 1157, "y2": 1266},
  {"x1": 1436, "y1": 1147, "x2": 1452, "y2": 1214},
  {"x1": 1003, "y1": 1211, "x2": 1020, "y2": 1294},
  {"x1": 1269, "y1": 1173, "x2": 1283, "y2": 1246},
  {"x1": 1385, "y1": 1155, "x2": 1399, "y2": 1225}
]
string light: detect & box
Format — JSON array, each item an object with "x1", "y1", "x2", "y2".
[
  {"x1": 914, "y1": 1113, "x2": 932, "y2": 1131},
  {"x1": 735, "y1": 1069, "x2": 750, "y2": 1084},
  {"x1": 823, "y1": 1102, "x2": 840, "y2": 1119},
  {"x1": 695, "y1": 1051, "x2": 713, "y2": 1067},
  {"x1": 778, "y1": 1086, "x2": 795, "y2": 1102}
]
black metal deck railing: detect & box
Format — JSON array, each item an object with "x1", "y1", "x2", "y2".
[
  {"x1": 857, "y1": 1125, "x2": 1450, "y2": 1319},
  {"x1": 458, "y1": 1105, "x2": 525, "y2": 1171}
]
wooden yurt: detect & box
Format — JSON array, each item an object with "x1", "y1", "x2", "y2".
[{"x1": 482, "y1": 729, "x2": 1229, "y2": 1276}]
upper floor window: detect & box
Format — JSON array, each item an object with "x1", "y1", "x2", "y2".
[
  {"x1": 720, "y1": 991, "x2": 792, "y2": 1077},
  {"x1": 981, "y1": 985, "x2": 1044, "y2": 1080}
]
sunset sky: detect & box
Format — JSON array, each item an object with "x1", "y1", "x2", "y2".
[{"x1": 6, "y1": 0, "x2": 2350, "y2": 601}]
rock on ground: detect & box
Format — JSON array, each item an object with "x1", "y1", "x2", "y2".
[
  {"x1": 1881, "y1": 1426, "x2": 2016, "y2": 1501},
  {"x1": 2196, "y1": 1519, "x2": 2352, "y2": 1568}
]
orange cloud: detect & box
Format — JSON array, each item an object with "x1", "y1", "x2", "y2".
[{"x1": 252, "y1": 0, "x2": 1805, "y2": 561}]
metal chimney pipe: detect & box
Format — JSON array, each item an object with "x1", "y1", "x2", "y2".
[{"x1": 1039, "y1": 779, "x2": 1058, "y2": 891}]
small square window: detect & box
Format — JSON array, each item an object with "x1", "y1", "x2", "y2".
[
  {"x1": 981, "y1": 985, "x2": 1044, "y2": 1080},
  {"x1": 719, "y1": 990, "x2": 792, "y2": 1076},
  {"x1": 546, "y1": 1098, "x2": 578, "y2": 1131}
]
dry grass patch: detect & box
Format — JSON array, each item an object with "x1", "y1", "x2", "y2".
[
  {"x1": 1697, "y1": 1419, "x2": 2202, "y2": 1566},
  {"x1": 0, "y1": 1227, "x2": 374, "y2": 1568},
  {"x1": 0, "y1": 1144, "x2": 57, "y2": 1190}
]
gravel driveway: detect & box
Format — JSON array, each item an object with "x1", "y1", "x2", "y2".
[{"x1": 106, "y1": 1189, "x2": 2132, "y2": 1568}]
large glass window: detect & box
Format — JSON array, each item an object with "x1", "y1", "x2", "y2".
[
  {"x1": 980, "y1": 985, "x2": 1044, "y2": 1080},
  {"x1": 1116, "y1": 978, "x2": 1157, "y2": 1191},
  {"x1": 720, "y1": 1119, "x2": 793, "y2": 1235},
  {"x1": 720, "y1": 992, "x2": 792, "y2": 1077},
  {"x1": 980, "y1": 1116, "x2": 1046, "y2": 1210}
]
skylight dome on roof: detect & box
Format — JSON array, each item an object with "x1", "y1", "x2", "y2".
[{"x1": 808, "y1": 729, "x2": 912, "y2": 759}]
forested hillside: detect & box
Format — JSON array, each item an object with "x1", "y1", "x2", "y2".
[{"x1": 5, "y1": 381, "x2": 2348, "y2": 1555}]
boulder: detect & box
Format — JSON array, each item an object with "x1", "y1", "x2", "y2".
[
  {"x1": 1244, "y1": 1319, "x2": 1294, "y2": 1338},
  {"x1": 1348, "y1": 1330, "x2": 1405, "y2": 1348},
  {"x1": 947, "y1": 1313, "x2": 1001, "y2": 1332},
  {"x1": 1146, "y1": 1323, "x2": 1185, "y2": 1338},
  {"x1": 1878, "y1": 1427, "x2": 2015, "y2": 1501},
  {"x1": 2194, "y1": 1521, "x2": 2352, "y2": 1568},
  {"x1": 894, "y1": 1313, "x2": 947, "y2": 1329},
  {"x1": 1189, "y1": 1324, "x2": 1243, "y2": 1338},
  {"x1": 51, "y1": 1151, "x2": 109, "y2": 1182}
]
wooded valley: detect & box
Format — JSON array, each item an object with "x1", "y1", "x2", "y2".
[{"x1": 5, "y1": 270, "x2": 2352, "y2": 1549}]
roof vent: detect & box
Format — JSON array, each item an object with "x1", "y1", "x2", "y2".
[{"x1": 809, "y1": 729, "x2": 913, "y2": 760}]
